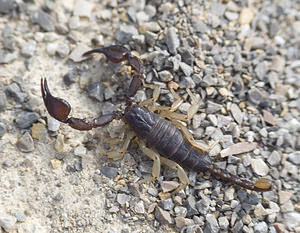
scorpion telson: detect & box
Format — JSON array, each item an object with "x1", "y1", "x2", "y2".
[{"x1": 41, "y1": 45, "x2": 272, "y2": 192}]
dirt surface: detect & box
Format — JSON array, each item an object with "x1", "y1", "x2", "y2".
[{"x1": 0, "y1": 0, "x2": 300, "y2": 233}]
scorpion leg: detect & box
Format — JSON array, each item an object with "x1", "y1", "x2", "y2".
[
  {"x1": 99, "y1": 131, "x2": 136, "y2": 159},
  {"x1": 41, "y1": 78, "x2": 122, "y2": 131},
  {"x1": 83, "y1": 45, "x2": 144, "y2": 97},
  {"x1": 160, "y1": 157, "x2": 190, "y2": 195},
  {"x1": 137, "y1": 140, "x2": 161, "y2": 184},
  {"x1": 170, "y1": 118, "x2": 220, "y2": 153}
]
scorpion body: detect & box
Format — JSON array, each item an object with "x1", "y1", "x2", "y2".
[{"x1": 41, "y1": 45, "x2": 272, "y2": 192}]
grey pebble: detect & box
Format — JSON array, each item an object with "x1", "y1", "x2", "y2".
[
  {"x1": 21, "y1": 40, "x2": 37, "y2": 57},
  {"x1": 254, "y1": 221, "x2": 268, "y2": 233},
  {"x1": 30, "y1": 10, "x2": 55, "y2": 31},
  {"x1": 15, "y1": 212, "x2": 26, "y2": 222},
  {"x1": 232, "y1": 220, "x2": 243, "y2": 233},
  {"x1": 104, "y1": 87, "x2": 115, "y2": 100},
  {"x1": 248, "y1": 87, "x2": 264, "y2": 105},
  {"x1": 55, "y1": 24, "x2": 69, "y2": 35},
  {"x1": 201, "y1": 74, "x2": 218, "y2": 87},
  {"x1": 63, "y1": 67, "x2": 79, "y2": 86},
  {"x1": 165, "y1": 27, "x2": 179, "y2": 54},
  {"x1": 283, "y1": 212, "x2": 300, "y2": 229},
  {"x1": 0, "y1": 50, "x2": 18, "y2": 64},
  {"x1": 205, "y1": 214, "x2": 220, "y2": 233},
  {"x1": 206, "y1": 101, "x2": 222, "y2": 114},
  {"x1": 15, "y1": 112, "x2": 39, "y2": 129},
  {"x1": 47, "y1": 115, "x2": 60, "y2": 132},
  {"x1": 155, "y1": 206, "x2": 173, "y2": 224},
  {"x1": 69, "y1": 44, "x2": 90, "y2": 62},
  {"x1": 287, "y1": 151, "x2": 300, "y2": 165},
  {"x1": 230, "y1": 103, "x2": 243, "y2": 125},
  {"x1": 86, "y1": 82, "x2": 105, "y2": 102},
  {"x1": 218, "y1": 216, "x2": 229, "y2": 229},
  {"x1": 196, "y1": 198, "x2": 210, "y2": 215},
  {"x1": 17, "y1": 132, "x2": 35, "y2": 152},
  {"x1": 0, "y1": 91, "x2": 7, "y2": 112},
  {"x1": 174, "y1": 206, "x2": 187, "y2": 217},
  {"x1": 115, "y1": 25, "x2": 139, "y2": 44},
  {"x1": 0, "y1": 214, "x2": 17, "y2": 232},
  {"x1": 179, "y1": 77, "x2": 195, "y2": 89},
  {"x1": 147, "y1": 188, "x2": 158, "y2": 197},
  {"x1": 0, "y1": 123, "x2": 6, "y2": 138},
  {"x1": 100, "y1": 166, "x2": 118, "y2": 179},
  {"x1": 178, "y1": 47, "x2": 194, "y2": 66},
  {"x1": 68, "y1": 16, "x2": 80, "y2": 30},
  {"x1": 184, "y1": 196, "x2": 199, "y2": 217},
  {"x1": 158, "y1": 198, "x2": 174, "y2": 211},
  {"x1": 153, "y1": 53, "x2": 168, "y2": 71},
  {"x1": 267, "y1": 151, "x2": 281, "y2": 166},
  {"x1": 117, "y1": 193, "x2": 130, "y2": 205},
  {"x1": 192, "y1": 16, "x2": 208, "y2": 33},
  {"x1": 5, "y1": 83, "x2": 27, "y2": 103},
  {"x1": 134, "y1": 200, "x2": 145, "y2": 214},
  {"x1": 0, "y1": 0, "x2": 14, "y2": 13},
  {"x1": 179, "y1": 62, "x2": 193, "y2": 76},
  {"x1": 158, "y1": 70, "x2": 173, "y2": 82},
  {"x1": 56, "y1": 43, "x2": 70, "y2": 58}
]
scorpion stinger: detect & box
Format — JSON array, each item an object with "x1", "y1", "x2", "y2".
[
  {"x1": 41, "y1": 78, "x2": 122, "y2": 131},
  {"x1": 82, "y1": 45, "x2": 143, "y2": 97}
]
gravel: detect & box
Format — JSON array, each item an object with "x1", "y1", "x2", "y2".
[{"x1": 0, "y1": 0, "x2": 299, "y2": 232}]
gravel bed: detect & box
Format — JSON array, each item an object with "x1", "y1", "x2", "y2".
[{"x1": 0, "y1": 0, "x2": 299, "y2": 232}]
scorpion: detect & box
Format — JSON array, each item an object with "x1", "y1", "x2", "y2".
[{"x1": 41, "y1": 45, "x2": 272, "y2": 193}]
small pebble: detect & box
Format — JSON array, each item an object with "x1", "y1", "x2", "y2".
[
  {"x1": 230, "y1": 103, "x2": 243, "y2": 125},
  {"x1": 31, "y1": 123, "x2": 47, "y2": 140},
  {"x1": 21, "y1": 40, "x2": 37, "y2": 57},
  {"x1": 55, "y1": 134, "x2": 64, "y2": 153},
  {"x1": 0, "y1": 123, "x2": 5, "y2": 138},
  {"x1": 69, "y1": 44, "x2": 90, "y2": 62},
  {"x1": 160, "y1": 181, "x2": 179, "y2": 193},
  {"x1": 74, "y1": 145, "x2": 86, "y2": 156},
  {"x1": 267, "y1": 151, "x2": 281, "y2": 166},
  {"x1": 73, "y1": 0, "x2": 94, "y2": 17},
  {"x1": 155, "y1": 206, "x2": 173, "y2": 224},
  {"x1": 15, "y1": 212, "x2": 26, "y2": 222},
  {"x1": 17, "y1": 132, "x2": 35, "y2": 152},
  {"x1": 115, "y1": 24, "x2": 139, "y2": 43},
  {"x1": 287, "y1": 151, "x2": 300, "y2": 165},
  {"x1": 117, "y1": 193, "x2": 130, "y2": 205},
  {"x1": 47, "y1": 115, "x2": 61, "y2": 131},
  {"x1": 15, "y1": 112, "x2": 39, "y2": 129},
  {"x1": 5, "y1": 83, "x2": 27, "y2": 103},
  {"x1": 251, "y1": 158, "x2": 269, "y2": 176},
  {"x1": 218, "y1": 216, "x2": 229, "y2": 229},
  {"x1": 263, "y1": 110, "x2": 277, "y2": 126},
  {"x1": 31, "y1": 10, "x2": 55, "y2": 31},
  {"x1": 134, "y1": 200, "x2": 145, "y2": 214},
  {"x1": 0, "y1": 214, "x2": 17, "y2": 232},
  {"x1": 220, "y1": 142, "x2": 257, "y2": 158},
  {"x1": 0, "y1": 91, "x2": 7, "y2": 112},
  {"x1": 50, "y1": 159, "x2": 62, "y2": 169},
  {"x1": 165, "y1": 27, "x2": 179, "y2": 54},
  {"x1": 175, "y1": 216, "x2": 193, "y2": 229},
  {"x1": 239, "y1": 8, "x2": 254, "y2": 24},
  {"x1": 101, "y1": 166, "x2": 118, "y2": 179},
  {"x1": 205, "y1": 214, "x2": 220, "y2": 233}
]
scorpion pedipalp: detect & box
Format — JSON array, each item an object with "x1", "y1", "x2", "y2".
[
  {"x1": 82, "y1": 45, "x2": 143, "y2": 97},
  {"x1": 41, "y1": 78, "x2": 71, "y2": 123},
  {"x1": 41, "y1": 78, "x2": 121, "y2": 131}
]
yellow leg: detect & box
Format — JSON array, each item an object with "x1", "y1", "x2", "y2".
[
  {"x1": 160, "y1": 157, "x2": 189, "y2": 194},
  {"x1": 139, "y1": 80, "x2": 161, "y2": 107},
  {"x1": 98, "y1": 131, "x2": 135, "y2": 159},
  {"x1": 170, "y1": 119, "x2": 220, "y2": 153},
  {"x1": 137, "y1": 140, "x2": 161, "y2": 184}
]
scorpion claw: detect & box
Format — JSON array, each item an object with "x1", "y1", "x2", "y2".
[{"x1": 41, "y1": 78, "x2": 71, "y2": 123}]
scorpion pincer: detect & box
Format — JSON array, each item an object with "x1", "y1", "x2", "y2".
[{"x1": 41, "y1": 45, "x2": 272, "y2": 193}]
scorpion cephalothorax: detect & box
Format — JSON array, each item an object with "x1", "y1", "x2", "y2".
[{"x1": 41, "y1": 45, "x2": 272, "y2": 193}]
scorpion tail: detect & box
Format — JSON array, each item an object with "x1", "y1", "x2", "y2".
[{"x1": 209, "y1": 164, "x2": 272, "y2": 191}]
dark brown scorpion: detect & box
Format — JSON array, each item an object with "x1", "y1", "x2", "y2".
[{"x1": 41, "y1": 45, "x2": 272, "y2": 193}]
